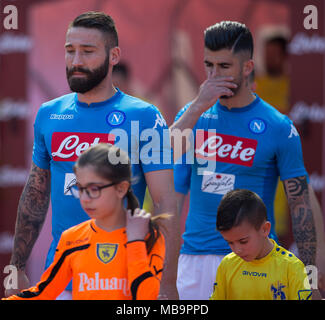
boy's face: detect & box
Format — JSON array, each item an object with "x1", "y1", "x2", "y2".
[{"x1": 220, "y1": 219, "x2": 271, "y2": 262}]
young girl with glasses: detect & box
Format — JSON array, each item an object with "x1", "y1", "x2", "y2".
[{"x1": 4, "y1": 144, "x2": 167, "y2": 300}]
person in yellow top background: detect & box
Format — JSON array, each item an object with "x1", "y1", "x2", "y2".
[
  {"x1": 255, "y1": 35, "x2": 290, "y2": 242},
  {"x1": 4, "y1": 144, "x2": 166, "y2": 300},
  {"x1": 210, "y1": 189, "x2": 312, "y2": 300},
  {"x1": 255, "y1": 35, "x2": 290, "y2": 243}
]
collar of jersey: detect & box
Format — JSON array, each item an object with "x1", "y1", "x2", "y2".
[
  {"x1": 74, "y1": 88, "x2": 122, "y2": 108},
  {"x1": 90, "y1": 219, "x2": 126, "y2": 236},
  {"x1": 217, "y1": 94, "x2": 260, "y2": 113},
  {"x1": 249, "y1": 239, "x2": 277, "y2": 265}
]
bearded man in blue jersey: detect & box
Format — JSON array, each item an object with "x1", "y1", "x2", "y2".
[
  {"x1": 6, "y1": 12, "x2": 179, "y2": 299},
  {"x1": 170, "y1": 21, "x2": 321, "y2": 300}
]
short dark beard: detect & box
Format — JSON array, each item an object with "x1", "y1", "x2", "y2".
[
  {"x1": 66, "y1": 54, "x2": 110, "y2": 93},
  {"x1": 220, "y1": 72, "x2": 243, "y2": 99}
]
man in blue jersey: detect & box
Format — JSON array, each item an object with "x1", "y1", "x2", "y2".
[
  {"x1": 170, "y1": 21, "x2": 320, "y2": 300},
  {"x1": 6, "y1": 12, "x2": 179, "y2": 299}
]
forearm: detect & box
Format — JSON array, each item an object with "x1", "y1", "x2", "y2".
[
  {"x1": 308, "y1": 184, "x2": 325, "y2": 244},
  {"x1": 284, "y1": 177, "x2": 317, "y2": 266},
  {"x1": 169, "y1": 103, "x2": 202, "y2": 161},
  {"x1": 153, "y1": 193, "x2": 180, "y2": 285},
  {"x1": 10, "y1": 163, "x2": 51, "y2": 270}
]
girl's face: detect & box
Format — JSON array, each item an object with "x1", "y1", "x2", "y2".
[{"x1": 75, "y1": 165, "x2": 128, "y2": 225}]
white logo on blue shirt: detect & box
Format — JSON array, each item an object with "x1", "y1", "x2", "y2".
[
  {"x1": 249, "y1": 118, "x2": 266, "y2": 134},
  {"x1": 106, "y1": 110, "x2": 126, "y2": 126},
  {"x1": 288, "y1": 124, "x2": 299, "y2": 138},
  {"x1": 153, "y1": 113, "x2": 167, "y2": 129}
]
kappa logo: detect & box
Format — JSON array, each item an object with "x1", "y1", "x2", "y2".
[
  {"x1": 96, "y1": 243, "x2": 118, "y2": 264},
  {"x1": 106, "y1": 110, "x2": 126, "y2": 126},
  {"x1": 50, "y1": 114, "x2": 74, "y2": 120},
  {"x1": 153, "y1": 113, "x2": 167, "y2": 129},
  {"x1": 288, "y1": 124, "x2": 299, "y2": 138}
]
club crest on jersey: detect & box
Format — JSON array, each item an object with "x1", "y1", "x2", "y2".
[
  {"x1": 106, "y1": 110, "x2": 126, "y2": 126},
  {"x1": 96, "y1": 243, "x2": 118, "y2": 264},
  {"x1": 248, "y1": 118, "x2": 266, "y2": 134},
  {"x1": 270, "y1": 281, "x2": 286, "y2": 300}
]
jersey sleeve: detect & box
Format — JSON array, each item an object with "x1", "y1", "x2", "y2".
[
  {"x1": 174, "y1": 159, "x2": 192, "y2": 194},
  {"x1": 4, "y1": 231, "x2": 74, "y2": 300},
  {"x1": 32, "y1": 106, "x2": 51, "y2": 170},
  {"x1": 275, "y1": 117, "x2": 308, "y2": 181},
  {"x1": 287, "y1": 259, "x2": 312, "y2": 300},
  {"x1": 126, "y1": 233, "x2": 165, "y2": 300},
  {"x1": 138, "y1": 105, "x2": 173, "y2": 173},
  {"x1": 209, "y1": 259, "x2": 227, "y2": 300},
  {"x1": 173, "y1": 104, "x2": 193, "y2": 195}
]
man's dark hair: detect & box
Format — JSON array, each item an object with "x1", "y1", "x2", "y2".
[
  {"x1": 204, "y1": 21, "x2": 253, "y2": 58},
  {"x1": 113, "y1": 62, "x2": 130, "y2": 79},
  {"x1": 265, "y1": 35, "x2": 288, "y2": 56},
  {"x1": 69, "y1": 11, "x2": 118, "y2": 48},
  {"x1": 216, "y1": 189, "x2": 267, "y2": 232}
]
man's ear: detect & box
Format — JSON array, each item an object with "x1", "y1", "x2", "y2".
[
  {"x1": 243, "y1": 59, "x2": 254, "y2": 78},
  {"x1": 109, "y1": 46, "x2": 121, "y2": 66}
]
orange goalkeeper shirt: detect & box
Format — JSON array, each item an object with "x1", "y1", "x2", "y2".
[{"x1": 6, "y1": 219, "x2": 165, "y2": 300}]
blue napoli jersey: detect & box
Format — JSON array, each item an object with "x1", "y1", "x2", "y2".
[
  {"x1": 174, "y1": 95, "x2": 308, "y2": 255},
  {"x1": 32, "y1": 89, "x2": 172, "y2": 268}
]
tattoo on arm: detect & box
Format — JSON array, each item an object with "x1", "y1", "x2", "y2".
[
  {"x1": 10, "y1": 163, "x2": 51, "y2": 270},
  {"x1": 283, "y1": 176, "x2": 316, "y2": 266}
]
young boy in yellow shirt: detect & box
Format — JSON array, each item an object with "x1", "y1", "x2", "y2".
[{"x1": 210, "y1": 189, "x2": 312, "y2": 300}]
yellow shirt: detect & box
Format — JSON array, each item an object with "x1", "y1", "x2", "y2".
[
  {"x1": 255, "y1": 75, "x2": 289, "y2": 114},
  {"x1": 210, "y1": 240, "x2": 311, "y2": 300}
]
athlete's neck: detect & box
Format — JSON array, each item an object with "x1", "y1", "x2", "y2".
[
  {"x1": 95, "y1": 208, "x2": 126, "y2": 233},
  {"x1": 256, "y1": 237, "x2": 274, "y2": 260},
  {"x1": 220, "y1": 89, "x2": 256, "y2": 110},
  {"x1": 77, "y1": 76, "x2": 117, "y2": 105}
]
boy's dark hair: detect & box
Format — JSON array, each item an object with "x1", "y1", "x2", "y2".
[
  {"x1": 204, "y1": 21, "x2": 254, "y2": 58},
  {"x1": 216, "y1": 189, "x2": 267, "y2": 231},
  {"x1": 69, "y1": 11, "x2": 118, "y2": 48}
]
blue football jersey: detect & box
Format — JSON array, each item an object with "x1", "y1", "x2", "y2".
[
  {"x1": 32, "y1": 89, "x2": 172, "y2": 269},
  {"x1": 174, "y1": 95, "x2": 308, "y2": 255}
]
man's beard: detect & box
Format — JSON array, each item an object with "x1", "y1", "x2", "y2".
[
  {"x1": 66, "y1": 55, "x2": 110, "y2": 93},
  {"x1": 220, "y1": 72, "x2": 243, "y2": 100}
]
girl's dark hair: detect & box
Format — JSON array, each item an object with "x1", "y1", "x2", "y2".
[
  {"x1": 204, "y1": 21, "x2": 254, "y2": 58},
  {"x1": 74, "y1": 143, "x2": 164, "y2": 253},
  {"x1": 69, "y1": 11, "x2": 118, "y2": 49},
  {"x1": 216, "y1": 189, "x2": 267, "y2": 232}
]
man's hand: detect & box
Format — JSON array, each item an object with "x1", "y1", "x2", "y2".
[{"x1": 191, "y1": 72, "x2": 237, "y2": 114}]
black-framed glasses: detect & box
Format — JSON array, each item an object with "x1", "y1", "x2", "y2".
[{"x1": 68, "y1": 182, "x2": 116, "y2": 199}]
